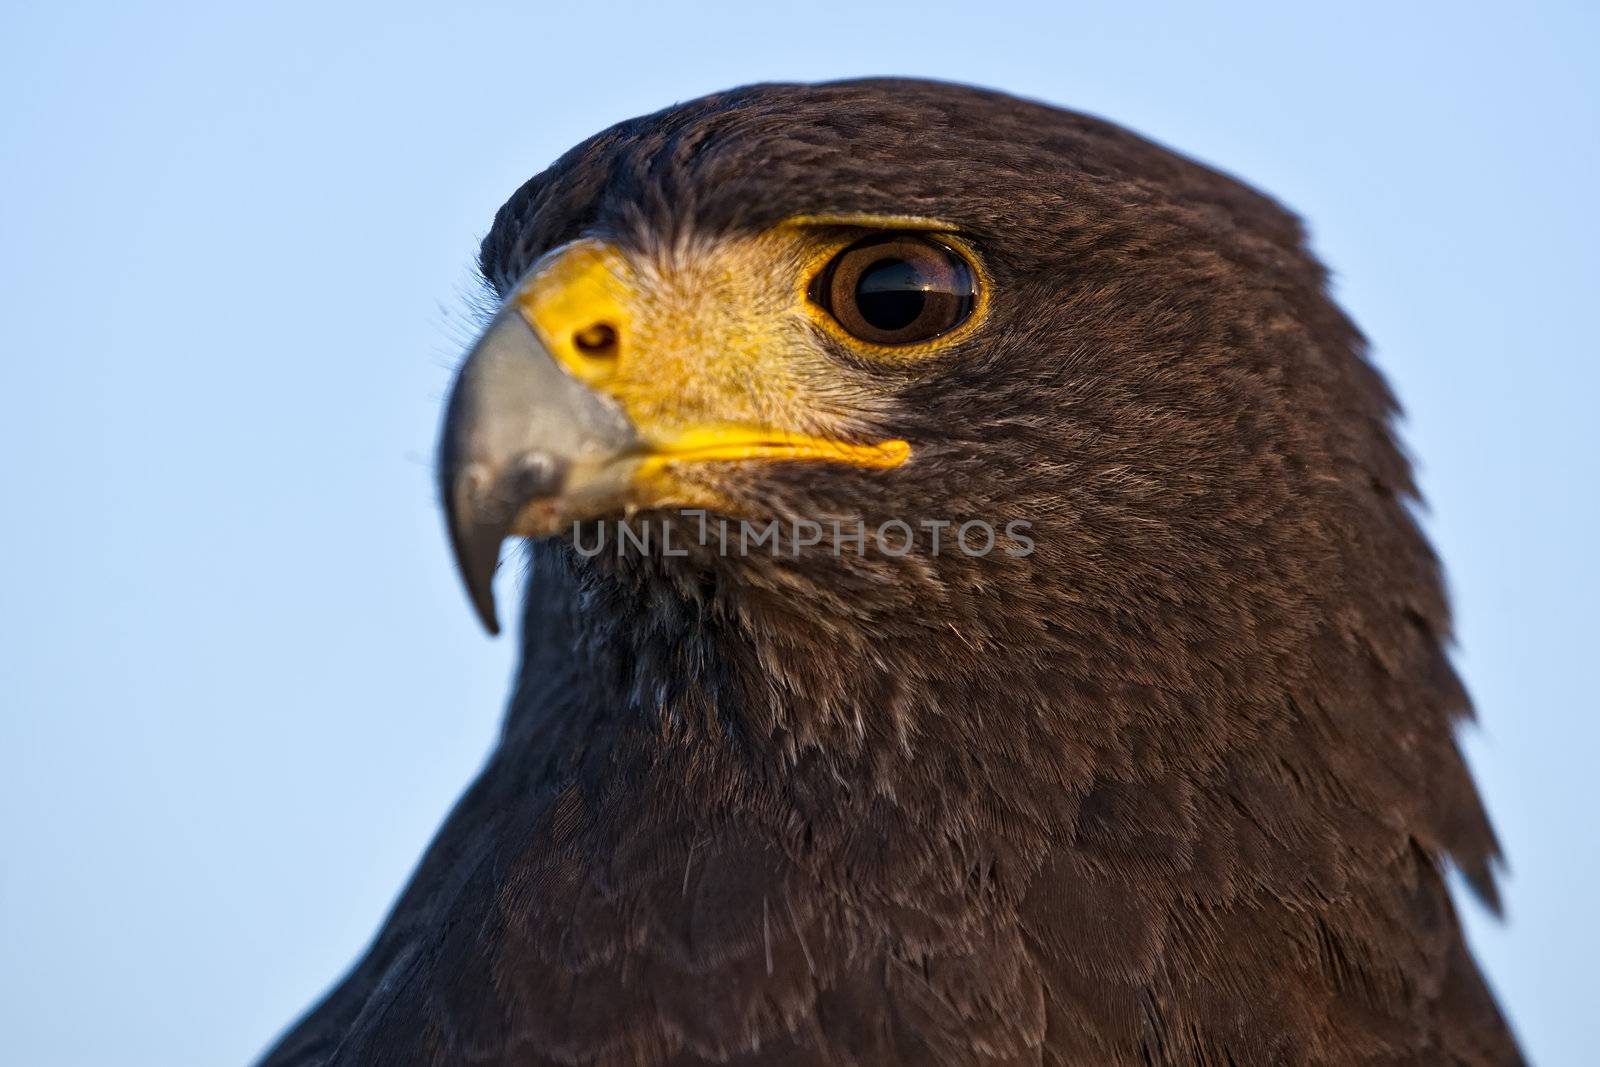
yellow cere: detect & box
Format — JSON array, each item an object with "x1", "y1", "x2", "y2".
[{"x1": 511, "y1": 239, "x2": 636, "y2": 389}]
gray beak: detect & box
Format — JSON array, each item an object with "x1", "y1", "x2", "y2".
[{"x1": 436, "y1": 306, "x2": 641, "y2": 635}]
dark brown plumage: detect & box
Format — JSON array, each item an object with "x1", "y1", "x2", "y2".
[{"x1": 261, "y1": 79, "x2": 1521, "y2": 1066}]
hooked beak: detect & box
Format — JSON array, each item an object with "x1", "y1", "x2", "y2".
[{"x1": 436, "y1": 305, "x2": 641, "y2": 635}]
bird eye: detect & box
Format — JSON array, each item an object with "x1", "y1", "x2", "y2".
[{"x1": 810, "y1": 234, "x2": 977, "y2": 346}]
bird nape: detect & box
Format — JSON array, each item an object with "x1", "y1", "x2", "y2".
[{"x1": 261, "y1": 79, "x2": 1522, "y2": 1067}]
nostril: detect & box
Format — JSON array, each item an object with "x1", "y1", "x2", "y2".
[{"x1": 572, "y1": 322, "x2": 619, "y2": 358}]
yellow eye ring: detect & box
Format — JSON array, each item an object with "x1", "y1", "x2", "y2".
[
  {"x1": 797, "y1": 228, "x2": 990, "y2": 359},
  {"x1": 809, "y1": 233, "x2": 977, "y2": 345}
]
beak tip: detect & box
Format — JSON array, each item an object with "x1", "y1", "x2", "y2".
[
  {"x1": 449, "y1": 525, "x2": 507, "y2": 638},
  {"x1": 453, "y1": 546, "x2": 504, "y2": 637},
  {"x1": 475, "y1": 599, "x2": 503, "y2": 638},
  {"x1": 443, "y1": 469, "x2": 511, "y2": 639}
]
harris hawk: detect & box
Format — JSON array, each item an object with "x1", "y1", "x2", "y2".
[{"x1": 260, "y1": 79, "x2": 1521, "y2": 1066}]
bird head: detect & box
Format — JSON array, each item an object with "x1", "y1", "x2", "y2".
[{"x1": 437, "y1": 79, "x2": 1429, "y2": 750}]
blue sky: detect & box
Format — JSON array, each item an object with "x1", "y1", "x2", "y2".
[{"x1": 2, "y1": 2, "x2": 1594, "y2": 1064}]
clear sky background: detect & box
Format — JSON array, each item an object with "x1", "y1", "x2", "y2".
[{"x1": 2, "y1": 2, "x2": 1594, "y2": 1064}]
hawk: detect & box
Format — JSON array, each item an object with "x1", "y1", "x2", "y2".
[{"x1": 261, "y1": 79, "x2": 1521, "y2": 1066}]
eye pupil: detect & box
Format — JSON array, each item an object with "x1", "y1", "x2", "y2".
[
  {"x1": 813, "y1": 234, "x2": 977, "y2": 347},
  {"x1": 855, "y1": 258, "x2": 930, "y2": 331}
]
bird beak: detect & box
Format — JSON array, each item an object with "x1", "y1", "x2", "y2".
[{"x1": 437, "y1": 303, "x2": 642, "y2": 635}]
